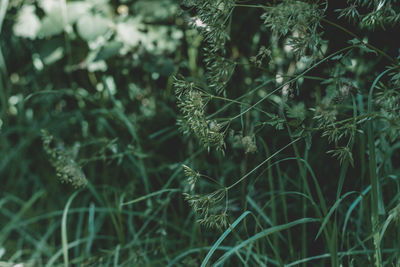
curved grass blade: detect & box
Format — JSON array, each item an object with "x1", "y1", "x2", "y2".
[
  {"x1": 167, "y1": 246, "x2": 231, "y2": 267},
  {"x1": 62, "y1": 191, "x2": 80, "y2": 267},
  {"x1": 215, "y1": 218, "x2": 319, "y2": 266},
  {"x1": 315, "y1": 191, "x2": 357, "y2": 241},
  {"x1": 342, "y1": 185, "x2": 371, "y2": 240},
  {"x1": 201, "y1": 211, "x2": 251, "y2": 267},
  {"x1": 121, "y1": 188, "x2": 180, "y2": 206}
]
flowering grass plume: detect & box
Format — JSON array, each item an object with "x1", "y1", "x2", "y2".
[
  {"x1": 175, "y1": 78, "x2": 226, "y2": 153},
  {"x1": 41, "y1": 129, "x2": 87, "y2": 188}
]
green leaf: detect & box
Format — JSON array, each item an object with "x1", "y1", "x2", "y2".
[
  {"x1": 38, "y1": 10, "x2": 65, "y2": 37},
  {"x1": 321, "y1": 77, "x2": 334, "y2": 84},
  {"x1": 94, "y1": 41, "x2": 124, "y2": 61},
  {"x1": 315, "y1": 191, "x2": 356, "y2": 241},
  {"x1": 39, "y1": 0, "x2": 60, "y2": 14},
  {"x1": 288, "y1": 119, "x2": 302, "y2": 127},
  {"x1": 77, "y1": 14, "x2": 110, "y2": 42},
  {"x1": 116, "y1": 18, "x2": 145, "y2": 47},
  {"x1": 287, "y1": 102, "x2": 306, "y2": 121},
  {"x1": 66, "y1": 2, "x2": 92, "y2": 24},
  {"x1": 143, "y1": 57, "x2": 175, "y2": 77},
  {"x1": 13, "y1": 5, "x2": 41, "y2": 39},
  {"x1": 341, "y1": 56, "x2": 352, "y2": 66},
  {"x1": 133, "y1": 0, "x2": 178, "y2": 23},
  {"x1": 347, "y1": 38, "x2": 361, "y2": 45},
  {"x1": 36, "y1": 1, "x2": 92, "y2": 38},
  {"x1": 305, "y1": 131, "x2": 312, "y2": 150},
  {"x1": 331, "y1": 54, "x2": 343, "y2": 61},
  {"x1": 43, "y1": 47, "x2": 64, "y2": 65},
  {"x1": 39, "y1": 0, "x2": 92, "y2": 24},
  {"x1": 360, "y1": 44, "x2": 377, "y2": 55},
  {"x1": 39, "y1": 38, "x2": 65, "y2": 65},
  {"x1": 391, "y1": 72, "x2": 400, "y2": 82}
]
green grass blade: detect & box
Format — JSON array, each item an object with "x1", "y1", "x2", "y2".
[
  {"x1": 0, "y1": 190, "x2": 45, "y2": 245},
  {"x1": 246, "y1": 196, "x2": 273, "y2": 226},
  {"x1": 215, "y1": 218, "x2": 319, "y2": 266},
  {"x1": 367, "y1": 67, "x2": 394, "y2": 267},
  {"x1": 342, "y1": 185, "x2": 371, "y2": 240},
  {"x1": 201, "y1": 211, "x2": 251, "y2": 267},
  {"x1": 315, "y1": 191, "x2": 357, "y2": 241},
  {"x1": 167, "y1": 246, "x2": 232, "y2": 267},
  {"x1": 61, "y1": 191, "x2": 80, "y2": 267},
  {"x1": 113, "y1": 244, "x2": 120, "y2": 267},
  {"x1": 121, "y1": 188, "x2": 180, "y2": 206}
]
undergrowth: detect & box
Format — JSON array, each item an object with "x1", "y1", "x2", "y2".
[{"x1": 1, "y1": 0, "x2": 400, "y2": 266}]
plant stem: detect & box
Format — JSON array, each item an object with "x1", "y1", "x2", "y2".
[
  {"x1": 234, "y1": 4, "x2": 269, "y2": 8},
  {"x1": 321, "y1": 18, "x2": 398, "y2": 65},
  {"x1": 229, "y1": 46, "x2": 357, "y2": 122},
  {"x1": 226, "y1": 137, "x2": 301, "y2": 191},
  {"x1": 366, "y1": 67, "x2": 394, "y2": 267}
]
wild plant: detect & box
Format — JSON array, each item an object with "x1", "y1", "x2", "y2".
[
  {"x1": 41, "y1": 129, "x2": 87, "y2": 188},
  {"x1": 176, "y1": 0, "x2": 400, "y2": 266}
]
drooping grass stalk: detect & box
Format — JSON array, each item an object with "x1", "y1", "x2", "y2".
[
  {"x1": 206, "y1": 78, "x2": 275, "y2": 119},
  {"x1": 208, "y1": 93, "x2": 273, "y2": 118},
  {"x1": 228, "y1": 45, "x2": 358, "y2": 122},
  {"x1": 320, "y1": 18, "x2": 398, "y2": 65},
  {"x1": 226, "y1": 137, "x2": 301, "y2": 191}
]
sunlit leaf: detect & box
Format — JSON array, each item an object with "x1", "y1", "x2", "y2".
[
  {"x1": 38, "y1": 10, "x2": 65, "y2": 37},
  {"x1": 77, "y1": 14, "x2": 111, "y2": 42},
  {"x1": 13, "y1": 5, "x2": 41, "y2": 39}
]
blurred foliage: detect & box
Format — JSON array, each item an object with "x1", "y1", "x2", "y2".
[
  {"x1": 1, "y1": 0, "x2": 400, "y2": 266},
  {"x1": 1, "y1": 0, "x2": 188, "y2": 265}
]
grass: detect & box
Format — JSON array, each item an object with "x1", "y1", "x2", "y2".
[{"x1": 1, "y1": 0, "x2": 400, "y2": 266}]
